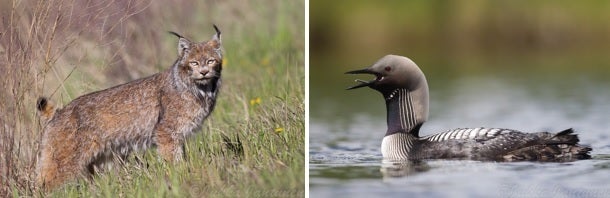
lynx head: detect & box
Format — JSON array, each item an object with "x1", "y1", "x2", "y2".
[{"x1": 170, "y1": 25, "x2": 222, "y2": 86}]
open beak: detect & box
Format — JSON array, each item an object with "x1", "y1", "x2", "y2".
[{"x1": 345, "y1": 68, "x2": 382, "y2": 90}]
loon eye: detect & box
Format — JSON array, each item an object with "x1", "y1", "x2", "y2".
[
  {"x1": 384, "y1": 66, "x2": 392, "y2": 72},
  {"x1": 189, "y1": 61, "x2": 200, "y2": 67},
  {"x1": 206, "y1": 59, "x2": 216, "y2": 65}
]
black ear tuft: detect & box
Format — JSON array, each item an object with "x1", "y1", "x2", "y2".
[
  {"x1": 168, "y1": 31, "x2": 184, "y2": 38},
  {"x1": 213, "y1": 24, "x2": 221, "y2": 35},
  {"x1": 169, "y1": 31, "x2": 190, "y2": 54},
  {"x1": 212, "y1": 24, "x2": 221, "y2": 42}
]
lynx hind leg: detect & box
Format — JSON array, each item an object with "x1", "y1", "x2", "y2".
[
  {"x1": 37, "y1": 149, "x2": 86, "y2": 190},
  {"x1": 37, "y1": 131, "x2": 91, "y2": 190},
  {"x1": 36, "y1": 148, "x2": 59, "y2": 189}
]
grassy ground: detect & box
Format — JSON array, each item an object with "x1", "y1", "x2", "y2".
[{"x1": 0, "y1": 0, "x2": 304, "y2": 197}]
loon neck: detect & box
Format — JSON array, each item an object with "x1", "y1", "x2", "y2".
[{"x1": 384, "y1": 89, "x2": 424, "y2": 137}]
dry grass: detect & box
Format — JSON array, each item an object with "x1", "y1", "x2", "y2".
[{"x1": 0, "y1": 0, "x2": 304, "y2": 196}]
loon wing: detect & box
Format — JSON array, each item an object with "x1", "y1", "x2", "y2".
[
  {"x1": 419, "y1": 128, "x2": 591, "y2": 162},
  {"x1": 500, "y1": 129, "x2": 591, "y2": 161}
]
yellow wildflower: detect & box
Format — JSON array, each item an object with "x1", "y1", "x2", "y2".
[
  {"x1": 250, "y1": 97, "x2": 261, "y2": 106},
  {"x1": 274, "y1": 127, "x2": 284, "y2": 134}
]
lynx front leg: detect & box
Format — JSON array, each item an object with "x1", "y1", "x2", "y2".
[{"x1": 155, "y1": 127, "x2": 186, "y2": 162}]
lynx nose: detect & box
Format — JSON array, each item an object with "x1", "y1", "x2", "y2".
[{"x1": 199, "y1": 68, "x2": 209, "y2": 76}]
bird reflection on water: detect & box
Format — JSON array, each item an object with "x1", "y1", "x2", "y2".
[{"x1": 380, "y1": 160, "x2": 431, "y2": 178}]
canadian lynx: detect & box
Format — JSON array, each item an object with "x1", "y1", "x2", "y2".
[{"x1": 36, "y1": 25, "x2": 223, "y2": 189}]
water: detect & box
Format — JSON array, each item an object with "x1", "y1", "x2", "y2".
[{"x1": 309, "y1": 64, "x2": 610, "y2": 197}]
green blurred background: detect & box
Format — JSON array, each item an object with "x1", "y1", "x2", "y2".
[{"x1": 311, "y1": 0, "x2": 610, "y2": 67}]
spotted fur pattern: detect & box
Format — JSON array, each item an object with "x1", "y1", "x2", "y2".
[{"x1": 36, "y1": 26, "x2": 222, "y2": 190}]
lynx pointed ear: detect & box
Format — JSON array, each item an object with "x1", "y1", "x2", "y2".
[
  {"x1": 169, "y1": 31, "x2": 190, "y2": 55},
  {"x1": 212, "y1": 24, "x2": 221, "y2": 44}
]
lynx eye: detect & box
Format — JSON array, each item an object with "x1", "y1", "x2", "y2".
[
  {"x1": 206, "y1": 59, "x2": 216, "y2": 65},
  {"x1": 189, "y1": 61, "x2": 200, "y2": 67}
]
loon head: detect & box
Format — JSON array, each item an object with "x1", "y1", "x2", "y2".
[
  {"x1": 346, "y1": 55, "x2": 424, "y2": 93},
  {"x1": 346, "y1": 55, "x2": 429, "y2": 135}
]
